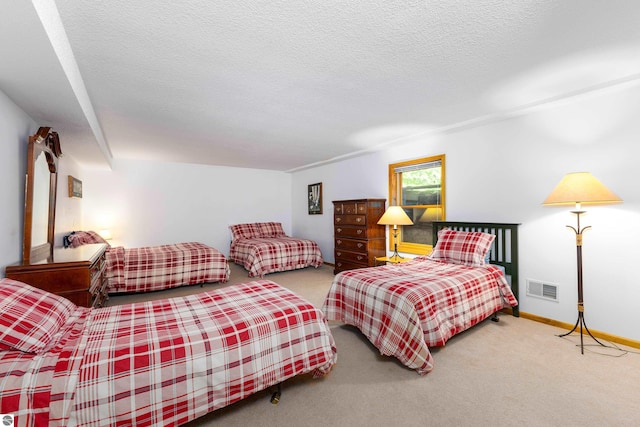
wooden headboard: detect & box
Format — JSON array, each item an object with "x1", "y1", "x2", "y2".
[{"x1": 432, "y1": 221, "x2": 520, "y2": 317}]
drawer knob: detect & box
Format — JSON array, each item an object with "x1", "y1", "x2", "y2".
[
  {"x1": 357, "y1": 256, "x2": 363, "y2": 261},
  {"x1": 357, "y1": 243, "x2": 364, "y2": 248},
  {"x1": 336, "y1": 218, "x2": 342, "y2": 223},
  {"x1": 356, "y1": 218, "x2": 362, "y2": 223},
  {"x1": 357, "y1": 230, "x2": 363, "y2": 234}
]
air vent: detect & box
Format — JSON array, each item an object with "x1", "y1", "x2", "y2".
[{"x1": 526, "y1": 279, "x2": 559, "y2": 302}]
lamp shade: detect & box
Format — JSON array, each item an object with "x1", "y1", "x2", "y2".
[
  {"x1": 377, "y1": 206, "x2": 414, "y2": 226},
  {"x1": 542, "y1": 172, "x2": 622, "y2": 206},
  {"x1": 418, "y1": 207, "x2": 443, "y2": 222},
  {"x1": 98, "y1": 229, "x2": 113, "y2": 240}
]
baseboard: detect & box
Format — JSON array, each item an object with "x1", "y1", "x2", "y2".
[{"x1": 518, "y1": 311, "x2": 640, "y2": 350}]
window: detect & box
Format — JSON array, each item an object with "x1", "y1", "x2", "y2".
[{"x1": 388, "y1": 154, "x2": 445, "y2": 255}]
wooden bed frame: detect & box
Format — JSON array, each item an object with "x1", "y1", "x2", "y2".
[{"x1": 432, "y1": 221, "x2": 520, "y2": 317}]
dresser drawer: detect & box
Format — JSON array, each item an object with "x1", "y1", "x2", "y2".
[
  {"x1": 334, "y1": 202, "x2": 368, "y2": 215},
  {"x1": 334, "y1": 214, "x2": 367, "y2": 226},
  {"x1": 335, "y1": 238, "x2": 368, "y2": 254},
  {"x1": 89, "y1": 260, "x2": 105, "y2": 287},
  {"x1": 335, "y1": 225, "x2": 369, "y2": 239},
  {"x1": 335, "y1": 249, "x2": 369, "y2": 265},
  {"x1": 89, "y1": 252, "x2": 108, "y2": 307},
  {"x1": 334, "y1": 259, "x2": 368, "y2": 274}
]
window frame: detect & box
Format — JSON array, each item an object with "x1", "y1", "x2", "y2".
[{"x1": 387, "y1": 154, "x2": 446, "y2": 255}]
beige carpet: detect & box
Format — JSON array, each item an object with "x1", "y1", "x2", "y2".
[{"x1": 108, "y1": 263, "x2": 640, "y2": 427}]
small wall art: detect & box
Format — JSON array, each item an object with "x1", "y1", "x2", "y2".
[
  {"x1": 68, "y1": 175, "x2": 82, "y2": 198},
  {"x1": 308, "y1": 182, "x2": 322, "y2": 215}
]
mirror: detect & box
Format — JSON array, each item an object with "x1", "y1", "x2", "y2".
[{"x1": 22, "y1": 127, "x2": 62, "y2": 263}]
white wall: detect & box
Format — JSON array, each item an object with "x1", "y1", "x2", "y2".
[
  {"x1": 292, "y1": 83, "x2": 640, "y2": 341},
  {"x1": 0, "y1": 90, "x2": 35, "y2": 269},
  {"x1": 0, "y1": 89, "x2": 84, "y2": 269},
  {"x1": 79, "y1": 159, "x2": 292, "y2": 255},
  {"x1": 291, "y1": 155, "x2": 389, "y2": 264},
  {"x1": 0, "y1": 91, "x2": 81, "y2": 270},
  {"x1": 55, "y1": 154, "x2": 85, "y2": 247}
]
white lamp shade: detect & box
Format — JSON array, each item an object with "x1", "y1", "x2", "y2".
[
  {"x1": 542, "y1": 172, "x2": 622, "y2": 206},
  {"x1": 418, "y1": 207, "x2": 443, "y2": 222},
  {"x1": 98, "y1": 229, "x2": 113, "y2": 240},
  {"x1": 377, "y1": 206, "x2": 414, "y2": 226}
]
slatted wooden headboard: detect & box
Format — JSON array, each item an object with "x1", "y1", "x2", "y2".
[{"x1": 432, "y1": 221, "x2": 520, "y2": 317}]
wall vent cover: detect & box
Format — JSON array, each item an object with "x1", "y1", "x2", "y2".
[{"x1": 526, "y1": 279, "x2": 559, "y2": 302}]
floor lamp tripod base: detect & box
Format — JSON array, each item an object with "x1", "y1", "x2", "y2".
[
  {"x1": 557, "y1": 306, "x2": 606, "y2": 355},
  {"x1": 558, "y1": 210, "x2": 607, "y2": 354}
]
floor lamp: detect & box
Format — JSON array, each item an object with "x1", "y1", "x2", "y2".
[
  {"x1": 377, "y1": 206, "x2": 413, "y2": 260},
  {"x1": 542, "y1": 172, "x2": 622, "y2": 354}
]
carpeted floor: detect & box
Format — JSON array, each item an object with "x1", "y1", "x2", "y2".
[{"x1": 108, "y1": 263, "x2": 640, "y2": 427}]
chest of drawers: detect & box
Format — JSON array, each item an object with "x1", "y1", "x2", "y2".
[
  {"x1": 333, "y1": 198, "x2": 386, "y2": 274},
  {"x1": 5, "y1": 243, "x2": 109, "y2": 308}
]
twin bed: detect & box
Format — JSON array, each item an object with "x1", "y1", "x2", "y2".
[
  {"x1": 65, "y1": 231, "x2": 231, "y2": 293},
  {"x1": 322, "y1": 221, "x2": 519, "y2": 375},
  {"x1": 1, "y1": 221, "x2": 519, "y2": 424},
  {"x1": 0, "y1": 278, "x2": 337, "y2": 426},
  {"x1": 228, "y1": 222, "x2": 323, "y2": 278}
]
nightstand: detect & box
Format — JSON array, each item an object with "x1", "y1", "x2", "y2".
[{"x1": 375, "y1": 255, "x2": 414, "y2": 266}]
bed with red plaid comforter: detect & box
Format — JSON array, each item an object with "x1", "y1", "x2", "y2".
[
  {"x1": 0, "y1": 281, "x2": 337, "y2": 426},
  {"x1": 65, "y1": 232, "x2": 230, "y2": 293},
  {"x1": 106, "y1": 242, "x2": 230, "y2": 293},
  {"x1": 321, "y1": 257, "x2": 517, "y2": 375},
  {"x1": 230, "y1": 237, "x2": 323, "y2": 278}
]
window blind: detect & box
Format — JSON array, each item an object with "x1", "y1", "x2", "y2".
[{"x1": 393, "y1": 159, "x2": 441, "y2": 174}]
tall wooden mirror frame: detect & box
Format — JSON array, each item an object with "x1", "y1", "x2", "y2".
[{"x1": 22, "y1": 127, "x2": 62, "y2": 264}]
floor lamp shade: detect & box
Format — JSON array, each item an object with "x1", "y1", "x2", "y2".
[
  {"x1": 542, "y1": 172, "x2": 622, "y2": 354},
  {"x1": 542, "y1": 172, "x2": 622, "y2": 207}
]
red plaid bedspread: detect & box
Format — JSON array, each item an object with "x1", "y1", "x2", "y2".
[
  {"x1": 107, "y1": 242, "x2": 230, "y2": 293},
  {"x1": 0, "y1": 281, "x2": 337, "y2": 426},
  {"x1": 229, "y1": 237, "x2": 323, "y2": 277},
  {"x1": 321, "y1": 258, "x2": 517, "y2": 375}
]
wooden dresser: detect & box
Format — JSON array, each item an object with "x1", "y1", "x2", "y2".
[
  {"x1": 333, "y1": 198, "x2": 386, "y2": 274},
  {"x1": 5, "y1": 243, "x2": 109, "y2": 308}
]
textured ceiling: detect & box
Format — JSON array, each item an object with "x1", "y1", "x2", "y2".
[{"x1": 2, "y1": 1, "x2": 640, "y2": 171}]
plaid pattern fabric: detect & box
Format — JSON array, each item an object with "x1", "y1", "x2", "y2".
[
  {"x1": 429, "y1": 229, "x2": 495, "y2": 267},
  {"x1": 229, "y1": 222, "x2": 287, "y2": 241},
  {"x1": 229, "y1": 237, "x2": 323, "y2": 277},
  {"x1": 0, "y1": 306, "x2": 91, "y2": 426},
  {"x1": 67, "y1": 231, "x2": 110, "y2": 248},
  {"x1": 229, "y1": 223, "x2": 261, "y2": 241},
  {"x1": 106, "y1": 242, "x2": 230, "y2": 293},
  {"x1": 322, "y1": 258, "x2": 518, "y2": 375},
  {"x1": 0, "y1": 281, "x2": 337, "y2": 426},
  {"x1": 257, "y1": 222, "x2": 286, "y2": 238},
  {"x1": 0, "y1": 279, "x2": 77, "y2": 353}
]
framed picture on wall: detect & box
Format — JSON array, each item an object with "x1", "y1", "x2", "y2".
[
  {"x1": 308, "y1": 182, "x2": 322, "y2": 215},
  {"x1": 68, "y1": 175, "x2": 82, "y2": 198}
]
